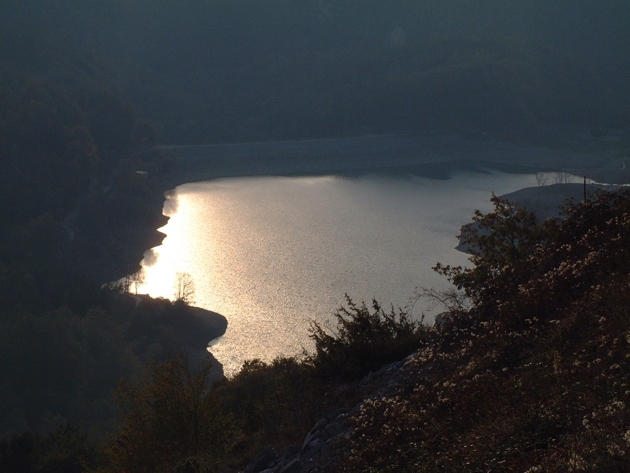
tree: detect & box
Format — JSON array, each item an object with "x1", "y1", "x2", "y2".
[
  {"x1": 129, "y1": 268, "x2": 145, "y2": 295},
  {"x1": 0, "y1": 424, "x2": 98, "y2": 473},
  {"x1": 434, "y1": 194, "x2": 555, "y2": 312},
  {"x1": 308, "y1": 296, "x2": 428, "y2": 380},
  {"x1": 340, "y1": 189, "x2": 630, "y2": 473},
  {"x1": 103, "y1": 353, "x2": 233, "y2": 473},
  {"x1": 174, "y1": 272, "x2": 196, "y2": 305}
]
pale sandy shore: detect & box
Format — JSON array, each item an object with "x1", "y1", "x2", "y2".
[
  {"x1": 500, "y1": 181, "x2": 628, "y2": 219},
  {"x1": 159, "y1": 132, "x2": 628, "y2": 185}
]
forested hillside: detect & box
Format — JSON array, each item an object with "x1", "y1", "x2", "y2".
[
  {"x1": 2, "y1": 0, "x2": 629, "y2": 144},
  {"x1": 0, "y1": 0, "x2": 210, "y2": 446}
]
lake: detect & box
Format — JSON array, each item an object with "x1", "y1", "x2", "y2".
[{"x1": 137, "y1": 170, "x2": 540, "y2": 376}]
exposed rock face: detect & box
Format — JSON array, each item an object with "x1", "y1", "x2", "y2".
[
  {"x1": 242, "y1": 409, "x2": 351, "y2": 473},
  {"x1": 240, "y1": 354, "x2": 418, "y2": 473},
  {"x1": 499, "y1": 182, "x2": 607, "y2": 219}
]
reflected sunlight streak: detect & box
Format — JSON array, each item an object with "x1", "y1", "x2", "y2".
[{"x1": 136, "y1": 172, "x2": 539, "y2": 376}]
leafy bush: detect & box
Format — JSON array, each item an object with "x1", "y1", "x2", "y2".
[
  {"x1": 212, "y1": 357, "x2": 321, "y2": 469},
  {"x1": 434, "y1": 193, "x2": 555, "y2": 313},
  {"x1": 309, "y1": 296, "x2": 429, "y2": 381},
  {"x1": 101, "y1": 353, "x2": 233, "y2": 473},
  {"x1": 0, "y1": 424, "x2": 98, "y2": 473}
]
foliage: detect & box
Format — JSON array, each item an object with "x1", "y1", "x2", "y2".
[
  {"x1": 212, "y1": 357, "x2": 321, "y2": 470},
  {"x1": 202, "y1": 298, "x2": 428, "y2": 470},
  {"x1": 95, "y1": 296, "x2": 429, "y2": 472},
  {"x1": 0, "y1": 292, "x2": 220, "y2": 439},
  {"x1": 0, "y1": 306, "x2": 139, "y2": 437},
  {"x1": 0, "y1": 424, "x2": 99, "y2": 473},
  {"x1": 102, "y1": 353, "x2": 233, "y2": 473},
  {"x1": 309, "y1": 296, "x2": 429, "y2": 381},
  {"x1": 338, "y1": 189, "x2": 630, "y2": 472},
  {"x1": 434, "y1": 193, "x2": 557, "y2": 313},
  {"x1": 217, "y1": 358, "x2": 315, "y2": 434}
]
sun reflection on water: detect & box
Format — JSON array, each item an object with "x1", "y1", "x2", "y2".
[{"x1": 136, "y1": 172, "x2": 539, "y2": 376}]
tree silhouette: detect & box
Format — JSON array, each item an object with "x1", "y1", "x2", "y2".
[
  {"x1": 129, "y1": 268, "x2": 145, "y2": 295},
  {"x1": 174, "y1": 272, "x2": 196, "y2": 305},
  {"x1": 103, "y1": 353, "x2": 233, "y2": 473}
]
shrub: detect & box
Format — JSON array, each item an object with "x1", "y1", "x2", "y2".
[
  {"x1": 309, "y1": 296, "x2": 429, "y2": 381},
  {"x1": 101, "y1": 353, "x2": 233, "y2": 473}
]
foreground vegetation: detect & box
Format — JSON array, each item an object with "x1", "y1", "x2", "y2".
[
  {"x1": 0, "y1": 297, "x2": 427, "y2": 472},
  {"x1": 97, "y1": 300, "x2": 428, "y2": 472}
]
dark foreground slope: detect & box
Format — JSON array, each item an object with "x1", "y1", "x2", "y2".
[{"x1": 331, "y1": 189, "x2": 630, "y2": 472}]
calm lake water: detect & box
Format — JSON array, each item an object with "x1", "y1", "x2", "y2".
[{"x1": 137, "y1": 171, "x2": 539, "y2": 376}]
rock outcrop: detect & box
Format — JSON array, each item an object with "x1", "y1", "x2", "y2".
[{"x1": 240, "y1": 354, "x2": 418, "y2": 473}]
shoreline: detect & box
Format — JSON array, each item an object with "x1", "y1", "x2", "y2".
[
  {"x1": 162, "y1": 135, "x2": 613, "y2": 184},
  {"x1": 89, "y1": 134, "x2": 625, "y2": 352},
  {"x1": 118, "y1": 132, "x2": 624, "y2": 291}
]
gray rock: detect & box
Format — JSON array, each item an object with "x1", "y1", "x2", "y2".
[
  {"x1": 279, "y1": 459, "x2": 304, "y2": 473},
  {"x1": 302, "y1": 418, "x2": 328, "y2": 450},
  {"x1": 244, "y1": 355, "x2": 427, "y2": 473},
  {"x1": 280, "y1": 445, "x2": 302, "y2": 464},
  {"x1": 323, "y1": 420, "x2": 345, "y2": 438},
  {"x1": 245, "y1": 446, "x2": 279, "y2": 473}
]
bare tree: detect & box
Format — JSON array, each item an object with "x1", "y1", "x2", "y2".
[
  {"x1": 535, "y1": 172, "x2": 548, "y2": 187},
  {"x1": 118, "y1": 274, "x2": 131, "y2": 294},
  {"x1": 552, "y1": 172, "x2": 564, "y2": 184},
  {"x1": 174, "y1": 272, "x2": 196, "y2": 304},
  {"x1": 130, "y1": 268, "x2": 145, "y2": 295},
  {"x1": 551, "y1": 171, "x2": 574, "y2": 184}
]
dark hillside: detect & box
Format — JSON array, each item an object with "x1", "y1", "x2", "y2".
[
  {"x1": 0, "y1": 1, "x2": 224, "y2": 440},
  {"x1": 2, "y1": 0, "x2": 629, "y2": 143},
  {"x1": 338, "y1": 189, "x2": 630, "y2": 472}
]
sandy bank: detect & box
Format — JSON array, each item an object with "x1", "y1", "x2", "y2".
[
  {"x1": 114, "y1": 133, "x2": 626, "y2": 289},
  {"x1": 500, "y1": 182, "x2": 610, "y2": 220},
  {"x1": 159, "y1": 132, "x2": 628, "y2": 184}
]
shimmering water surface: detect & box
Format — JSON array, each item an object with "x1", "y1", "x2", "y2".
[{"x1": 138, "y1": 171, "x2": 539, "y2": 375}]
